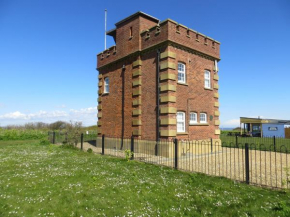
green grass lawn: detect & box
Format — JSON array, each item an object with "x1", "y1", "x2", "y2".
[
  {"x1": 0, "y1": 141, "x2": 290, "y2": 216},
  {"x1": 221, "y1": 135, "x2": 290, "y2": 153}
]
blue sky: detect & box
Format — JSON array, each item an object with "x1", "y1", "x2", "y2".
[{"x1": 0, "y1": 0, "x2": 289, "y2": 127}]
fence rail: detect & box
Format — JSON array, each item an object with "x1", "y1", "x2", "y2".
[{"x1": 48, "y1": 132, "x2": 290, "y2": 189}]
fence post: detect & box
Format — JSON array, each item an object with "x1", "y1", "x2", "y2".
[
  {"x1": 245, "y1": 143, "x2": 250, "y2": 184},
  {"x1": 174, "y1": 138, "x2": 178, "y2": 169},
  {"x1": 81, "y1": 133, "x2": 84, "y2": 150},
  {"x1": 273, "y1": 136, "x2": 276, "y2": 152},
  {"x1": 53, "y1": 132, "x2": 55, "y2": 144},
  {"x1": 235, "y1": 135, "x2": 238, "y2": 148},
  {"x1": 130, "y1": 136, "x2": 134, "y2": 160},
  {"x1": 210, "y1": 138, "x2": 213, "y2": 153},
  {"x1": 102, "y1": 134, "x2": 105, "y2": 155}
]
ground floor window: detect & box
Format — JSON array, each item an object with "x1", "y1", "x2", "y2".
[
  {"x1": 177, "y1": 112, "x2": 185, "y2": 132},
  {"x1": 190, "y1": 112, "x2": 197, "y2": 124},
  {"x1": 200, "y1": 113, "x2": 207, "y2": 123}
]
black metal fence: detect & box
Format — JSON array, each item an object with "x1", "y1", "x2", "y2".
[
  {"x1": 48, "y1": 132, "x2": 290, "y2": 189},
  {"x1": 48, "y1": 131, "x2": 97, "y2": 146}
]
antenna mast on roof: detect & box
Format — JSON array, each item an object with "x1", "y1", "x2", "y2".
[{"x1": 105, "y1": 9, "x2": 107, "y2": 50}]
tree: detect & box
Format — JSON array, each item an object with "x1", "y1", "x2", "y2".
[
  {"x1": 49, "y1": 121, "x2": 67, "y2": 130},
  {"x1": 65, "y1": 121, "x2": 82, "y2": 146}
]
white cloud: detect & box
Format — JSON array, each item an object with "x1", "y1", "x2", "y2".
[
  {"x1": 221, "y1": 119, "x2": 240, "y2": 128},
  {"x1": 0, "y1": 107, "x2": 98, "y2": 126}
]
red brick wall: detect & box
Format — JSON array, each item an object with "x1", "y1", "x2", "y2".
[
  {"x1": 97, "y1": 15, "x2": 158, "y2": 69},
  {"x1": 171, "y1": 46, "x2": 219, "y2": 140},
  {"x1": 167, "y1": 21, "x2": 220, "y2": 59},
  {"x1": 98, "y1": 58, "x2": 134, "y2": 138}
]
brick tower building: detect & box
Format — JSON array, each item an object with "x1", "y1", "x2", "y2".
[{"x1": 96, "y1": 12, "x2": 220, "y2": 140}]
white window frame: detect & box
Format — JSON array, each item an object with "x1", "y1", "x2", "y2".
[
  {"x1": 190, "y1": 112, "x2": 197, "y2": 124},
  {"x1": 178, "y1": 63, "x2": 186, "y2": 84},
  {"x1": 104, "y1": 77, "x2": 109, "y2": 93},
  {"x1": 200, "y1": 113, "x2": 207, "y2": 123},
  {"x1": 177, "y1": 112, "x2": 186, "y2": 133},
  {"x1": 204, "y1": 70, "x2": 211, "y2": 89}
]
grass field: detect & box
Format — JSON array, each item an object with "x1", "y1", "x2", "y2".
[
  {"x1": 0, "y1": 129, "x2": 47, "y2": 141},
  {"x1": 0, "y1": 140, "x2": 290, "y2": 216},
  {"x1": 221, "y1": 135, "x2": 290, "y2": 152}
]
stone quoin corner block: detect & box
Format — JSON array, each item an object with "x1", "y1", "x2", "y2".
[
  {"x1": 132, "y1": 129, "x2": 141, "y2": 136},
  {"x1": 160, "y1": 118, "x2": 177, "y2": 125},
  {"x1": 214, "y1": 110, "x2": 220, "y2": 116},
  {"x1": 132, "y1": 99, "x2": 141, "y2": 106},
  {"x1": 213, "y1": 74, "x2": 219, "y2": 80},
  {"x1": 160, "y1": 51, "x2": 176, "y2": 59},
  {"x1": 160, "y1": 107, "x2": 177, "y2": 114},
  {"x1": 132, "y1": 69, "x2": 142, "y2": 77},
  {"x1": 160, "y1": 73, "x2": 176, "y2": 81},
  {"x1": 132, "y1": 109, "x2": 142, "y2": 115},
  {"x1": 133, "y1": 60, "x2": 142, "y2": 67},
  {"x1": 160, "y1": 84, "x2": 176, "y2": 92}
]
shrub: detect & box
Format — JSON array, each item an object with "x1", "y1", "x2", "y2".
[
  {"x1": 87, "y1": 148, "x2": 93, "y2": 153},
  {"x1": 65, "y1": 121, "x2": 82, "y2": 146},
  {"x1": 124, "y1": 149, "x2": 133, "y2": 161}
]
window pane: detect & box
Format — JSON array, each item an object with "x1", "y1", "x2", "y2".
[
  {"x1": 178, "y1": 63, "x2": 185, "y2": 83},
  {"x1": 205, "y1": 80, "x2": 210, "y2": 88},
  {"x1": 200, "y1": 113, "x2": 207, "y2": 123},
  {"x1": 205, "y1": 71, "x2": 210, "y2": 79},
  {"x1": 104, "y1": 78, "x2": 109, "y2": 93}
]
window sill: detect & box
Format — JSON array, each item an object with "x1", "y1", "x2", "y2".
[
  {"x1": 177, "y1": 132, "x2": 189, "y2": 135},
  {"x1": 204, "y1": 87, "x2": 213, "y2": 91},
  {"x1": 102, "y1": 93, "x2": 109, "y2": 96},
  {"x1": 189, "y1": 123, "x2": 209, "y2": 126},
  {"x1": 177, "y1": 82, "x2": 188, "y2": 86}
]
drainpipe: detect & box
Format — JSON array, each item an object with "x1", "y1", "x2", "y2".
[{"x1": 156, "y1": 49, "x2": 160, "y2": 147}]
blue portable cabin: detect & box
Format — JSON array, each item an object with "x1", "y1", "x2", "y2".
[{"x1": 240, "y1": 117, "x2": 290, "y2": 138}]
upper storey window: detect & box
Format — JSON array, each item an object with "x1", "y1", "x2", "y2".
[
  {"x1": 104, "y1": 77, "x2": 109, "y2": 93},
  {"x1": 178, "y1": 63, "x2": 186, "y2": 84},
  {"x1": 204, "y1": 70, "x2": 211, "y2": 89}
]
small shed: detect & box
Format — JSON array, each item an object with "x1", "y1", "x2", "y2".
[{"x1": 240, "y1": 117, "x2": 290, "y2": 138}]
